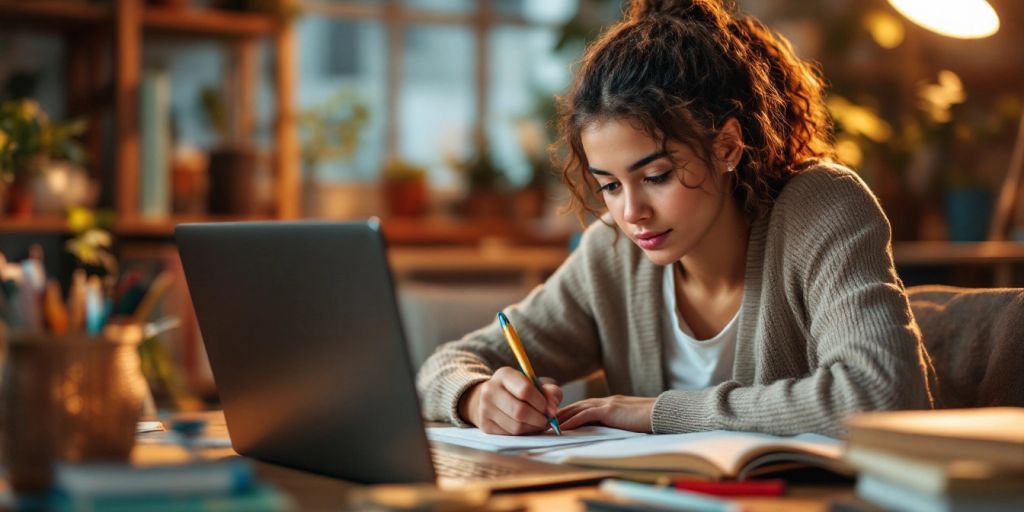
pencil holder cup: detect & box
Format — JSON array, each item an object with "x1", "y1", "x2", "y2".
[{"x1": 0, "y1": 326, "x2": 148, "y2": 493}]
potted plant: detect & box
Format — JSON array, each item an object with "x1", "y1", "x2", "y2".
[
  {"x1": 297, "y1": 89, "x2": 368, "y2": 178},
  {"x1": 380, "y1": 158, "x2": 428, "y2": 217},
  {"x1": 513, "y1": 117, "x2": 557, "y2": 220},
  {"x1": 914, "y1": 72, "x2": 1020, "y2": 241},
  {"x1": 296, "y1": 89, "x2": 369, "y2": 217},
  {"x1": 457, "y1": 143, "x2": 510, "y2": 218},
  {"x1": 0, "y1": 99, "x2": 89, "y2": 217}
]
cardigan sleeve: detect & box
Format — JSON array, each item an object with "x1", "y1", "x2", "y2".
[
  {"x1": 651, "y1": 169, "x2": 933, "y2": 437},
  {"x1": 415, "y1": 224, "x2": 609, "y2": 426}
]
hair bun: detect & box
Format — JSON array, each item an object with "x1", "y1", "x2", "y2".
[{"x1": 627, "y1": 0, "x2": 729, "y2": 25}]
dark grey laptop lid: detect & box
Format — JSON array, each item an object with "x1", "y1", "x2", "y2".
[{"x1": 176, "y1": 220, "x2": 435, "y2": 484}]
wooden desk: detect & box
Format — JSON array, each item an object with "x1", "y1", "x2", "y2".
[
  {"x1": 893, "y1": 241, "x2": 1024, "y2": 287},
  {"x1": 389, "y1": 245, "x2": 569, "y2": 288},
  {"x1": 130, "y1": 412, "x2": 855, "y2": 512}
]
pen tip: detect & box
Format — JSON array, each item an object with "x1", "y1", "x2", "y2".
[{"x1": 497, "y1": 311, "x2": 508, "y2": 327}]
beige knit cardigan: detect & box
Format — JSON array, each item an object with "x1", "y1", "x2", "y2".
[{"x1": 416, "y1": 163, "x2": 933, "y2": 437}]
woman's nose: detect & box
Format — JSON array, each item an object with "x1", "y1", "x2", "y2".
[{"x1": 622, "y1": 188, "x2": 651, "y2": 224}]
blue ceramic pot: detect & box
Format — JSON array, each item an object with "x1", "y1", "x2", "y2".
[{"x1": 945, "y1": 188, "x2": 993, "y2": 242}]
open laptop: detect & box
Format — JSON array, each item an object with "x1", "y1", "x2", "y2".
[{"x1": 175, "y1": 220, "x2": 604, "y2": 489}]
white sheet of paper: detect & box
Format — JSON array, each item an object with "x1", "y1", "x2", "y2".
[
  {"x1": 136, "y1": 421, "x2": 164, "y2": 433},
  {"x1": 426, "y1": 425, "x2": 645, "y2": 453}
]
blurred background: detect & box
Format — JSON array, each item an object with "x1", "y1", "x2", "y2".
[{"x1": 1, "y1": 0, "x2": 1022, "y2": 409}]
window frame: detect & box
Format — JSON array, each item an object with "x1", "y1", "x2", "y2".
[{"x1": 300, "y1": 0, "x2": 562, "y2": 161}]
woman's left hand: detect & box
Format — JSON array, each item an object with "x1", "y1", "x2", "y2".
[{"x1": 556, "y1": 395, "x2": 656, "y2": 433}]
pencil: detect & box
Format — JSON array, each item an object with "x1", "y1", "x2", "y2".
[{"x1": 496, "y1": 311, "x2": 562, "y2": 436}]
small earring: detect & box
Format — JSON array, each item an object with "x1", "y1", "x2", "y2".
[{"x1": 726, "y1": 165, "x2": 735, "y2": 173}]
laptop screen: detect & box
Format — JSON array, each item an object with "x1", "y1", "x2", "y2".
[{"x1": 176, "y1": 220, "x2": 435, "y2": 484}]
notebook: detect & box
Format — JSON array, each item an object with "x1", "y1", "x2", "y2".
[
  {"x1": 535, "y1": 430, "x2": 845, "y2": 480},
  {"x1": 426, "y1": 426, "x2": 644, "y2": 453}
]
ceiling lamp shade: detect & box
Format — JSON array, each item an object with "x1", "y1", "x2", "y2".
[{"x1": 887, "y1": 0, "x2": 1000, "y2": 39}]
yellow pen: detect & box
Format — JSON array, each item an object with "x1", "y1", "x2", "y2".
[{"x1": 497, "y1": 311, "x2": 562, "y2": 436}]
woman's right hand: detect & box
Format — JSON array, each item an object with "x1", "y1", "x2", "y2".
[{"x1": 458, "y1": 366, "x2": 563, "y2": 435}]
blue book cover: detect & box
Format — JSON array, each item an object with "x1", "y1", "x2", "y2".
[
  {"x1": 50, "y1": 483, "x2": 294, "y2": 512},
  {"x1": 55, "y1": 459, "x2": 254, "y2": 498}
]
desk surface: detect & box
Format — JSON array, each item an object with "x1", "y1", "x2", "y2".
[
  {"x1": 892, "y1": 240, "x2": 1024, "y2": 265},
  {"x1": 131, "y1": 411, "x2": 856, "y2": 511}
]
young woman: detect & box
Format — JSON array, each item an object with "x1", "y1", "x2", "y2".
[{"x1": 416, "y1": 0, "x2": 934, "y2": 437}]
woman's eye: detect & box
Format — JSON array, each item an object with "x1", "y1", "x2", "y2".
[
  {"x1": 645, "y1": 170, "x2": 673, "y2": 184},
  {"x1": 597, "y1": 181, "x2": 620, "y2": 194}
]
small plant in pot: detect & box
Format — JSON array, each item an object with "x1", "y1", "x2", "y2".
[
  {"x1": 457, "y1": 143, "x2": 510, "y2": 218},
  {"x1": 0, "y1": 99, "x2": 90, "y2": 217},
  {"x1": 380, "y1": 158, "x2": 428, "y2": 217},
  {"x1": 296, "y1": 89, "x2": 369, "y2": 216}
]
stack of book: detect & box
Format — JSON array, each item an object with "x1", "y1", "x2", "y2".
[
  {"x1": 844, "y1": 407, "x2": 1024, "y2": 512},
  {"x1": 50, "y1": 458, "x2": 294, "y2": 512}
]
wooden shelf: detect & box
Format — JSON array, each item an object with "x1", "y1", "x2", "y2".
[
  {"x1": 389, "y1": 245, "x2": 569, "y2": 287},
  {"x1": 0, "y1": 216, "x2": 71, "y2": 234},
  {"x1": 0, "y1": 215, "x2": 573, "y2": 247},
  {"x1": 1, "y1": 0, "x2": 300, "y2": 227},
  {"x1": 114, "y1": 215, "x2": 277, "y2": 237},
  {"x1": 377, "y1": 217, "x2": 573, "y2": 246},
  {"x1": 143, "y1": 6, "x2": 277, "y2": 38},
  {"x1": 893, "y1": 241, "x2": 1024, "y2": 265},
  {"x1": 116, "y1": 216, "x2": 574, "y2": 245},
  {"x1": 0, "y1": 1, "x2": 277, "y2": 39},
  {"x1": 0, "y1": 1, "x2": 110, "y2": 28}
]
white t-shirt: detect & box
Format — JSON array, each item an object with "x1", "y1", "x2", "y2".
[{"x1": 662, "y1": 264, "x2": 741, "y2": 390}]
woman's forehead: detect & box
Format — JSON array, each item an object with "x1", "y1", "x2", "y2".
[{"x1": 582, "y1": 120, "x2": 698, "y2": 162}]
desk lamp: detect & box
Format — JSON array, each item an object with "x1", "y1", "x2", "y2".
[{"x1": 887, "y1": 0, "x2": 1022, "y2": 241}]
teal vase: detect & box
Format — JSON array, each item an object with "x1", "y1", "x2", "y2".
[{"x1": 945, "y1": 188, "x2": 993, "y2": 242}]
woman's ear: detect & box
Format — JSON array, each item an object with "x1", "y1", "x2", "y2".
[{"x1": 713, "y1": 118, "x2": 743, "y2": 173}]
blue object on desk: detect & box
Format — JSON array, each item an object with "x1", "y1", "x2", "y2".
[
  {"x1": 599, "y1": 480, "x2": 742, "y2": 512},
  {"x1": 169, "y1": 418, "x2": 208, "y2": 438}
]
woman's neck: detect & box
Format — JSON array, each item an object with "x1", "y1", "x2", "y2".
[{"x1": 678, "y1": 194, "x2": 749, "y2": 295}]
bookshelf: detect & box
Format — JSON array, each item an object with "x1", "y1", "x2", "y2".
[{"x1": 0, "y1": 0, "x2": 300, "y2": 226}]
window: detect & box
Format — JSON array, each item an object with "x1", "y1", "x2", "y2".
[{"x1": 300, "y1": 0, "x2": 579, "y2": 189}]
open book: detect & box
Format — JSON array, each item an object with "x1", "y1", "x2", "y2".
[{"x1": 536, "y1": 430, "x2": 846, "y2": 480}]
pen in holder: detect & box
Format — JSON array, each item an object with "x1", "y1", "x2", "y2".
[{"x1": 0, "y1": 323, "x2": 150, "y2": 494}]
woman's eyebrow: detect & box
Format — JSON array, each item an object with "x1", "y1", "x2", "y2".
[{"x1": 588, "y1": 150, "x2": 670, "y2": 175}]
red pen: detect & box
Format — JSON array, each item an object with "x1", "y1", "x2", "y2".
[{"x1": 672, "y1": 479, "x2": 786, "y2": 497}]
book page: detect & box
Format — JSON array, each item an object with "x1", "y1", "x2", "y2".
[
  {"x1": 426, "y1": 426, "x2": 644, "y2": 453},
  {"x1": 537, "y1": 430, "x2": 841, "y2": 478}
]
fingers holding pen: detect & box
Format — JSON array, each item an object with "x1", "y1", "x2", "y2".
[
  {"x1": 464, "y1": 367, "x2": 553, "y2": 435},
  {"x1": 538, "y1": 378, "x2": 563, "y2": 417},
  {"x1": 496, "y1": 367, "x2": 549, "y2": 413},
  {"x1": 492, "y1": 367, "x2": 553, "y2": 428}
]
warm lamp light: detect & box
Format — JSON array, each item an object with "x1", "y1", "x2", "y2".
[{"x1": 887, "y1": 0, "x2": 1000, "y2": 39}]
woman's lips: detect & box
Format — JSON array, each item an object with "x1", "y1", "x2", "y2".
[{"x1": 635, "y1": 229, "x2": 671, "y2": 250}]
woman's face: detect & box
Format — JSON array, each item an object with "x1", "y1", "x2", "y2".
[{"x1": 581, "y1": 118, "x2": 732, "y2": 266}]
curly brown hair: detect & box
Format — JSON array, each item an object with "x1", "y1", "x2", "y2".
[{"x1": 555, "y1": 0, "x2": 835, "y2": 224}]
